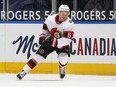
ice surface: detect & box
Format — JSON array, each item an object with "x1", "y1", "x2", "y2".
[{"x1": 0, "y1": 73, "x2": 116, "y2": 87}]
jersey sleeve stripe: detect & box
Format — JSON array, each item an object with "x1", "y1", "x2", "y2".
[
  {"x1": 43, "y1": 23, "x2": 48, "y2": 30},
  {"x1": 39, "y1": 34, "x2": 46, "y2": 38},
  {"x1": 52, "y1": 38, "x2": 57, "y2": 47}
]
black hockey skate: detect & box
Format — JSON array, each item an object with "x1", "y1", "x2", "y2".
[
  {"x1": 59, "y1": 66, "x2": 65, "y2": 79},
  {"x1": 16, "y1": 70, "x2": 27, "y2": 80}
]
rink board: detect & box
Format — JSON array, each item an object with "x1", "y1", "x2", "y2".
[
  {"x1": 0, "y1": 22, "x2": 116, "y2": 75},
  {"x1": 0, "y1": 62, "x2": 116, "y2": 75}
]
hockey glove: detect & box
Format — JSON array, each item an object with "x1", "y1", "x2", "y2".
[
  {"x1": 39, "y1": 35, "x2": 58, "y2": 47},
  {"x1": 42, "y1": 35, "x2": 53, "y2": 47}
]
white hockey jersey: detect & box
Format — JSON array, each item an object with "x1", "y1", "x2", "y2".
[{"x1": 40, "y1": 14, "x2": 74, "y2": 48}]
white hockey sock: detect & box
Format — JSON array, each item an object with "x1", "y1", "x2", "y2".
[
  {"x1": 58, "y1": 53, "x2": 69, "y2": 66},
  {"x1": 23, "y1": 64, "x2": 31, "y2": 73},
  {"x1": 23, "y1": 54, "x2": 45, "y2": 73}
]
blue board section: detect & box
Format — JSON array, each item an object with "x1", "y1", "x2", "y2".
[{"x1": 0, "y1": 20, "x2": 116, "y2": 24}]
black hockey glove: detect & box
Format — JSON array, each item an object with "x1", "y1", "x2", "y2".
[{"x1": 42, "y1": 35, "x2": 53, "y2": 47}]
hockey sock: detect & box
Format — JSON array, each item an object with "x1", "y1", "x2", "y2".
[
  {"x1": 23, "y1": 58, "x2": 37, "y2": 73},
  {"x1": 27, "y1": 58, "x2": 37, "y2": 69},
  {"x1": 23, "y1": 54, "x2": 45, "y2": 73},
  {"x1": 58, "y1": 53, "x2": 69, "y2": 67}
]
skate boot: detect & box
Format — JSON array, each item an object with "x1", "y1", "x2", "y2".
[
  {"x1": 16, "y1": 70, "x2": 27, "y2": 80},
  {"x1": 59, "y1": 66, "x2": 65, "y2": 79}
]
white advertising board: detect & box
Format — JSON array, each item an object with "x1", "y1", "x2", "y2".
[
  {"x1": 70, "y1": 24, "x2": 116, "y2": 63},
  {"x1": 0, "y1": 23, "x2": 116, "y2": 64},
  {"x1": 0, "y1": 24, "x2": 5, "y2": 61}
]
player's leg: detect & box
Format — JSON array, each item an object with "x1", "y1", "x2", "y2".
[
  {"x1": 16, "y1": 46, "x2": 55, "y2": 80},
  {"x1": 16, "y1": 54, "x2": 45, "y2": 80},
  {"x1": 58, "y1": 52, "x2": 69, "y2": 79},
  {"x1": 56, "y1": 47, "x2": 70, "y2": 79}
]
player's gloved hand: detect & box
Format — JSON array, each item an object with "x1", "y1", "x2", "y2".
[
  {"x1": 42, "y1": 35, "x2": 58, "y2": 47},
  {"x1": 39, "y1": 35, "x2": 58, "y2": 47},
  {"x1": 41, "y1": 35, "x2": 53, "y2": 47}
]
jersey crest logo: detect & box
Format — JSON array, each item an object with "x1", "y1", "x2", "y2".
[{"x1": 54, "y1": 31, "x2": 62, "y2": 39}]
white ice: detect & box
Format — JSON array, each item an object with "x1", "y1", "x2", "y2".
[{"x1": 0, "y1": 73, "x2": 116, "y2": 87}]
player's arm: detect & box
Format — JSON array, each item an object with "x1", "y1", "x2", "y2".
[{"x1": 39, "y1": 23, "x2": 52, "y2": 47}]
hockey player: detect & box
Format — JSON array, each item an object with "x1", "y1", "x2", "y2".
[{"x1": 16, "y1": 4, "x2": 74, "y2": 80}]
